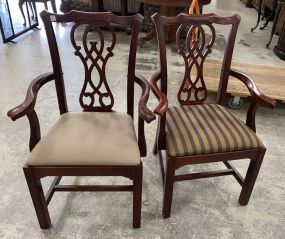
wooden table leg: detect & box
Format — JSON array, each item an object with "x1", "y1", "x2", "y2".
[
  {"x1": 138, "y1": 28, "x2": 156, "y2": 47},
  {"x1": 260, "y1": 0, "x2": 277, "y2": 30},
  {"x1": 251, "y1": 0, "x2": 264, "y2": 32},
  {"x1": 50, "y1": 0, "x2": 57, "y2": 13},
  {"x1": 90, "y1": 0, "x2": 102, "y2": 11},
  {"x1": 160, "y1": 5, "x2": 177, "y2": 42},
  {"x1": 121, "y1": 0, "x2": 127, "y2": 15},
  {"x1": 138, "y1": 5, "x2": 177, "y2": 46},
  {"x1": 266, "y1": 2, "x2": 282, "y2": 48},
  {"x1": 273, "y1": 25, "x2": 285, "y2": 60}
]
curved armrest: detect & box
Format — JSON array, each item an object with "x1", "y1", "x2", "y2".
[
  {"x1": 229, "y1": 69, "x2": 276, "y2": 108},
  {"x1": 149, "y1": 71, "x2": 168, "y2": 117},
  {"x1": 134, "y1": 74, "x2": 156, "y2": 123},
  {"x1": 229, "y1": 69, "x2": 276, "y2": 132},
  {"x1": 7, "y1": 73, "x2": 55, "y2": 121}
]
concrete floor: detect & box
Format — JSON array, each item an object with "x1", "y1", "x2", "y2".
[{"x1": 0, "y1": 0, "x2": 285, "y2": 238}]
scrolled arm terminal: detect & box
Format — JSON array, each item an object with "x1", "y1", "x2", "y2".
[{"x1": 7, "y1": 73, "x2": 55, "y2": 121}]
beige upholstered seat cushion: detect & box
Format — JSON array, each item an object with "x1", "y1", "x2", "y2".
[
  {"x1": 166, "y1": 104, "x2": 263, "y2": 157},
  {"x1": 27, "y1": 112, "x2": 141, "y2": 166}
]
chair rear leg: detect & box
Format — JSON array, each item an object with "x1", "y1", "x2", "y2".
[
  {"x1": 239, "y1": 149, "x2": 266, "y2": 206},
  {"x1": 23, "y1": 167, "x2": 51, "y2": 229},
  {"x1": 50, "y1": 0, "x2": 57, "y2": 13},
  {"x1": 44, "y1": 2, "x2": 48, "y2": 10},
  {"x1": 133, "y1": 163, "x2": 142, "y2": 228},
  {"x1": 153, "y1": 120, "x2": 162, "y2": 155},
  {"x1": 153, "y1": 139, "x2": 158, "y2": 154},
  {"x1": 162, "y1": 157, "x2": 175, "y2": 218}
]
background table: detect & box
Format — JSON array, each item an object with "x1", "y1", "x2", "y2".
[{"x1": 138, "y1": 0, "x2": 211, "y2": 45}]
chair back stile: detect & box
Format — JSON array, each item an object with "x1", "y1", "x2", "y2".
[
  {"x1": 41, "y1": 11, "x2": 68, "y2": 114},
  {"x1": 151, "y1": 13, "x2": 241, "y2": 106},
  {"x1": 126, "y1": 16, "x2": 142, "y2": 118},
  {"x1": 217, "y1": 15, "x2": 240, "y2": 105},
  {"x1": 40, "y1": 10, "x2": 143, "y2": 117}
]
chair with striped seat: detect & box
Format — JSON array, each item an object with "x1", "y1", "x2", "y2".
[
  {"x1": 150, "y1": 13, "x2": 276, "y2": 218},
  {"x1": 166, "y1": 104, "x2": 263, "y2": 158}
]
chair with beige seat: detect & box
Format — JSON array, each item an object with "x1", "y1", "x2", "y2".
[
  {"x1": 150, "y1": 13, "x2": 276, "y2": 218},
  {"x1": 7, "y1": 10, "x2": 155, "y2": 229}
]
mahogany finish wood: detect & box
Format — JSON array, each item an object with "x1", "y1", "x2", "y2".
[
  {"x1": 174, "y1": 169, "x2": 235, "y2": 181},
  {"x1": 53, "y1": 185, "x2": 134, "y2": 191},
  {"x1": 7, "y1": 10, "x2": 155, "y2": 229},
  {"x1": 45, "y1": 176, "x2": 61, "y2": 205},
  {"x1": 150, "y1": 13, "x2": 276, "y2": 218},
  {"x1": 176, "y1": 21, "x2": 215, "y2": 104}
]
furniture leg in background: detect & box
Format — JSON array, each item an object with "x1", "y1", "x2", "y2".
[
  {"x1": 266, "y1": 1, "x2": 283, "y2": 47},
  {"x1": 274, "y1": 21, "x2": 285, "y2": 59},
  {"x1": 241, "y1": 0, "x2": 254, "y2": 7},
  {"x1": 260, "y1": 0, "x2": 277, "y2": 30},
  {"x1": 138, "y1": 0, "x2": 211, "y2": 46},
  {"x1": 251, "y1": 0, "x2": 265, "y2": 31},
  {"x1": 19, "y1": 0, "x2": 57, "y2": 26}
]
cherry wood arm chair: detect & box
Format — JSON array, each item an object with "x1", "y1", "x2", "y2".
[
  {"x1": 7, "y1": 10, "x2": 155, "y2": 229},
  {"x1": 150, "y1": 13, "x2": 276, "y2": 218}
]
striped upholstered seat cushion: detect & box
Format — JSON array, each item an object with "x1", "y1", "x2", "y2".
[{"x1": 166, "y1": 104, "x2": 263, "y2": 157}]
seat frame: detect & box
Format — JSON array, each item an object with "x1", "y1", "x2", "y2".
[
  {"x1": 23, "y1": 164, "x2": 142, "y2": 228},
  {"x1": 150, "y1": 13, "x2": 276, "y2": 218},
  {"x1": 8, "y1": 11, "x2": 155, "y2": 228}
]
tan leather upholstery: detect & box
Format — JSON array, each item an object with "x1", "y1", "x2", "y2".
[
  {"x1": 166, "y1": 104, "x2": 263, "y2": 157},
  {"x1": 27, "y1": 112, "x2": 141, "y2": 166}
]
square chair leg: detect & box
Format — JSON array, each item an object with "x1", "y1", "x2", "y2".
[
  {"x1": 23, "y1": 167, "x2": 51, "y2": 229},
  {"x1": 162, "y1": 157, "x2": 175, "y2": 218},
  {"x1": 239, "y1": 149, "x2": 266, "y2": 206},
  {"x1": 133, "y1": 164, "x2": 142, "y2": 228}
]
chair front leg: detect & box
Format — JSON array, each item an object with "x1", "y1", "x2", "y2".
[
  {"x1": 239, "y1": 149, "x2": 266, "y2": 206},
  {"x1": 154, "y1": 116, "x2": 166, "y2": 154},
  {"x1": 23, "y1": 167, "x2": 51, "y2": 229},
  {"x1": 138, "y1": 117, "x2": 147, "y2": 157},
  {"x1": 133, "y1": 163, "x2": 142, "y2": 228},
  {"x1": 162, "y1": 156, "x2": 175, "y2": 218}
]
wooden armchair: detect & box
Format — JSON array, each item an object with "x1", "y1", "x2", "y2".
[
  {"x1": 7, "y1": 10, "x2": 155, "y2": 229},
  {"x1": 150, "y1": 13, "x2": 276, "y2": 218}
]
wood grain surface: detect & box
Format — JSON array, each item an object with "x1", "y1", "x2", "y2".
[{"x1": 204, "y1": 59, "x2": 285, "y2": 101}]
